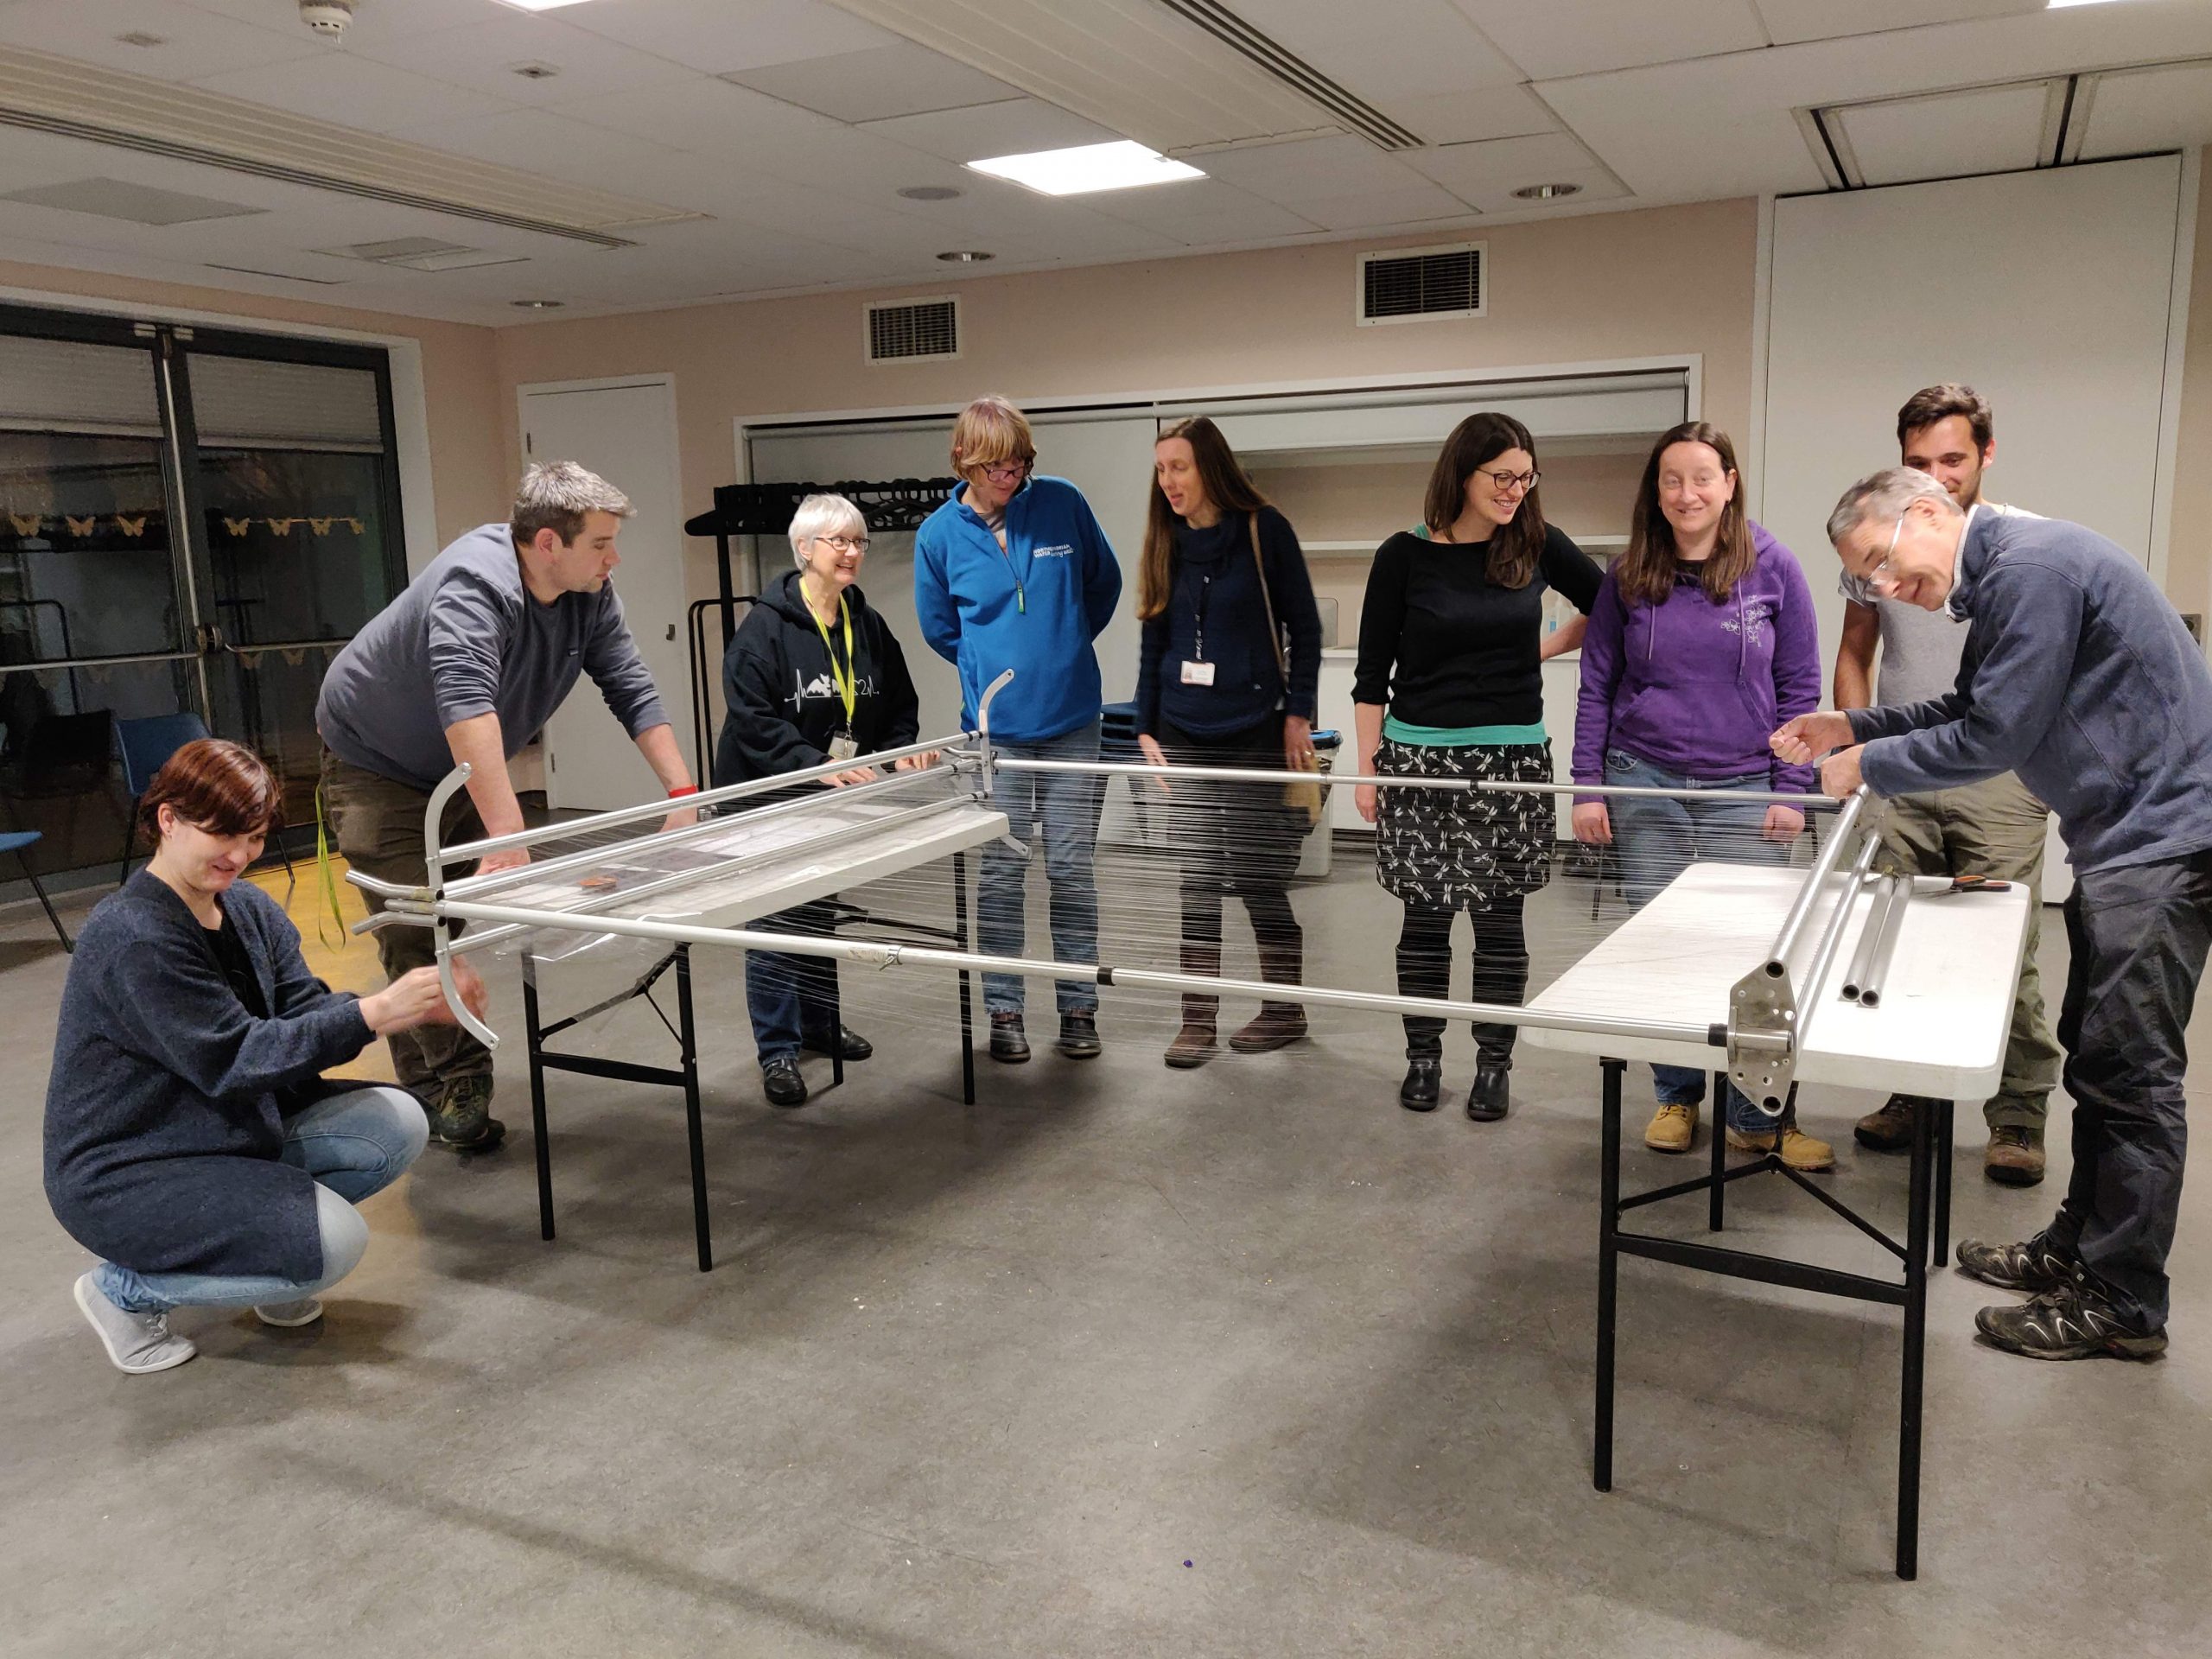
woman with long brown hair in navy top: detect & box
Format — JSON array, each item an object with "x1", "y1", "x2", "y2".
[{"x1": 1135, "y1": 416, "x2": 1324, "y2": 1068}]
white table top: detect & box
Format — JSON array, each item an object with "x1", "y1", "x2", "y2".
[
  {"x1": 474, "y1": 779, "x2": 1007, "y2": 962},
  {"x1": 1523, "y1": 862, "x2": 2032, "y2": 1098}
]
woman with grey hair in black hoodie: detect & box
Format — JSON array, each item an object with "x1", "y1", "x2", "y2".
[{"x1": 715, "y1": 493, "x2": 931, "y2": 1108}]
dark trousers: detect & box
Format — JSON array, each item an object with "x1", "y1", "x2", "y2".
[
  {"x1": 2044, "y1": 847, "x2": 2212, "y2": 1330},
  {"x1": 1155, "y1": 715, "x2": 1303, "y2": 963},
  {"x1": 1395, "y1": 893, "x2": 1527, "y2": 1066},
  {"x1": 744, "y1": 900, "x2": 842, "y2": 1065}
]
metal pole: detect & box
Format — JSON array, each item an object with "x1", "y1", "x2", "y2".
[
  {"x1": 442, "y1": 731, "x2": 972, "y2": 862},
  {"x1": 398, "y1": 894, "x2": 1744, "y2": 1053},
  {"x1": 1783, "y1": 835, "x2": 1886, "y2": 1058},
  {"x1": 1840, "y1": 874, "x2": 1904, "y2": 1001},
  {"x1": 1855, "y1": 879, "x2": 1914, "y2": 1010},
  {"x1": 1765, "y1": 786, "x2": 1872, "y2": 976}
]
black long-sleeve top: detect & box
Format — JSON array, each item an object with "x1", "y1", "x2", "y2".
[
  {"x1": 1352, "y1": 524, "x2": 1603, "y2": 728},
  {"x1": 1135, "y1": 506, "x2": 1323, "y2": 738}
]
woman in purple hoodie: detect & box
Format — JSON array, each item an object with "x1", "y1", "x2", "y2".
[{"x1": 1572, "y1": 422, "x2": 1832, "y2": 1170}]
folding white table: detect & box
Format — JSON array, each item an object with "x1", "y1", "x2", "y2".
[{"x1": 1525, "y1": 861, "x2": 2034, "y2": 1580}]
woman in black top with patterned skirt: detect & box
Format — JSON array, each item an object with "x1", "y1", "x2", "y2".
[
  {"x1": 1136, "y1": 416, "x2": 1325, "y2": 1069},
  {"x1": 1352, "y1": 412, "x2": 1603, "y2": 1120}
]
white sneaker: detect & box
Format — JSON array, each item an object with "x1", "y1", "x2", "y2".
[
  {"x1": 73, "y1": 1272, "x2": 196, "y2": 1375},
  {"x1": 254, "y1": 1298, "x2": 324, "y2": 1328}
]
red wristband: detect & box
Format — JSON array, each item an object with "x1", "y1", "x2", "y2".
[{"x1": 667, "y1": 785, "x2": 698, "y2": 798}]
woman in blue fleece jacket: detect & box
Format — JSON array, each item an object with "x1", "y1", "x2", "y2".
[
  {"x1": 913, "y1": 396, "x2": 1123, "y2": 1062},
  {"x1": 1573, "y1": 422, "x2": 1828, "y2": 1168}
]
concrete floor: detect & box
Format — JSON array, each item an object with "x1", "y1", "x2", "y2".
[{"x1": 3, "y1": 848, "x2": 2208, "y2": 1658}]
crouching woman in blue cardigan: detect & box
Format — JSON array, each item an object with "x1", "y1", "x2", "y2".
[{"x1": 45, "y1": 738, "x2": 481, "y2": 1375}]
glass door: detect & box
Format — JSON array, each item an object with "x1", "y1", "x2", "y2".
[{"x1": 0, "y1": 304, "x2": 405, "y2": 885}]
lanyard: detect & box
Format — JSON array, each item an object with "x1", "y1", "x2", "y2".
[{"x1": 806, "y1": 594, "x2": 857, "y2": 727}]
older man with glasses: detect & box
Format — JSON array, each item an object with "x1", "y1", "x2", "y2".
[
  {"x1": 1774, "y1": 468, "x2": 2212, "y2": 1363},
  {"x1": 914, "y1": 395, "x2": 1123, "y2": 1063}
]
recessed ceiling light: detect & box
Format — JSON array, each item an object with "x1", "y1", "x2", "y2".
[
  {"x1": 510, "y1": 61, "x2": 562, "y2": 80},
  {"x1": 2047, "y1": 2, "x2": 2130, "y2": 9},
  {"x1": 936, "y1": 250, "x2": 994, "y2": 263},
  {"x1": 511, "y1": 299, "x2": 565, "y2": 309},
  {"x1": 967, "y1": 140, "x2": 1203, "y2": 197},
  {"x1": 1511, "y1": 182, "x2": 1582, "y2": 200},
  {"x1": 115, "y1": 31, "x2": 168, "y2": 48},
  {"x1": 899, "y1": 186, "x2": 963, "y2": 202}
]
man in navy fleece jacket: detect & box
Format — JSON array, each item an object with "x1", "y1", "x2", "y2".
[{"x1": 1776, "y1": 467, "x2": 2212, "y2": 1363}]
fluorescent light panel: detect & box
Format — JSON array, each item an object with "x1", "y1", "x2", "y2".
[
  {"x1": 966, "y1": 139, "x2": 1203, "y2": 196},
  {"x1": 494, "y1": 1, "x2": 595, "y2": 12}
]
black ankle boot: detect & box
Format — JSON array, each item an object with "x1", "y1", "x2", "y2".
[
  {"x1": 1400, "y1": 1057, "x2": 1441, "y2": 1112},
  {"x1": 1466, "y1": 1060, "x2": 1510, "y2": 1122}
]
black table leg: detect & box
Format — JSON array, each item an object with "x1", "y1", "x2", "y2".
[
  {"x1": 956, "y1": 849, "x2": 976, "y2": 1106},
  {"x1": 523, "y1": 951, "x2": 555, "y2": 1243},
  {"x1": 1709, "y1": 1066, "x2": 1727, "y2": 1232},
  {"x1": 1933, "y1": 1098, "x2": 1954, "y2": 1268},
  {"x1": 676, "y1": 944, "x2": 713, "y2": 1273},
  {"x1": 1897, "y1": 1076, "x2": 1934, "y2": 1580},
  {"x1": 1595, "y1": 1058, "x2": 1624, "y2": 1493}
]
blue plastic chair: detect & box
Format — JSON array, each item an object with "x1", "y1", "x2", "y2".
[
  {"x1": 115, "y1": 712, "x2": 296, "y2": 888},
  {"x1": 0, "y1": 829, "x2": 72, "y2": 951}
]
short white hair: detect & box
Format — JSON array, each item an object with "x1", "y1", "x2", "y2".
[
  {"x1": 1827, "y1": 467, "x2": 1957, "y2": 547},
  {"x1": 787, "y1": 493, "x2": 866, "y2": 568}
]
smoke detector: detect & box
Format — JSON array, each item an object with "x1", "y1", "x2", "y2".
[{"x1": 299, "y1": 2, "x2": 354, "y2": 36}]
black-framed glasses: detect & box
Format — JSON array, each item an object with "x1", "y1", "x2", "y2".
[
  {"x1": 1482, "y1": 468, "x2": 1539, "y2": 493},
  {"x1": 979, "y1": 459, "x2": 1031, "y2": 483}
]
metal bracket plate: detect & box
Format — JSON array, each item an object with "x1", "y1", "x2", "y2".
[{"x1": 1728, "y1": 964, "x2": 1797, "y2": 1116}]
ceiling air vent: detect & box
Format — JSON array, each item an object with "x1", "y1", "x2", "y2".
[
  {"x1": 866, "y1": 296, "x2": 959, "y2": 364},
  {"x1": 1358, "y1": 242, "x2": 1485, "y2": 325}
]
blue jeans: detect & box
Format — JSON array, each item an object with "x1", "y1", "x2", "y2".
[
  {"x1": 746, "y1": 901, "x2": 841, "y2": 1064},
  {"x1": 981, "y1": 721, "x2": 1103, "y2": 1015},
  {"x1": 95, "y1": 1085, "x2": 429, "y2": 1314},
  {"x1": 1605, "y1": 749, "x2": 1796, "y2": 1134}
]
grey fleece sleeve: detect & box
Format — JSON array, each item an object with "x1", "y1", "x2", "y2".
[
  {"x1": 1853, "y1": 563, "x2": 2082, "y2": 797},
  {"x1": 424, "y1": 566, "x2": 513, "y2": 728},
  {"x1": 582, "y1": 587, "x2": 670, "y2": 737}
]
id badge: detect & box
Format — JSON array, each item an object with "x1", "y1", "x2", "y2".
[
  {"x1": 1179, "y1": 660, "x2": 1217, "y2": 687},
  {"x1": 828, "y1": 732, "x2": 859, "y2": 761}
]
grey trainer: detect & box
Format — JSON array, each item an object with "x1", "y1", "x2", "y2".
[
  {"x1": 254, "y1": 1298, "x2": 324, "y2": 1327},
  {"x1": 74, "y1": 1272, "x2": 196, "y2": 1375},
  {"x1": 428, "y1": 1076, "x2": 505, "y2": 1149}
]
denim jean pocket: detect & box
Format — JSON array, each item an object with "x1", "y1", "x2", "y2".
[{"x1": 1605, "y1": 749, "x2": 1639, "y2": 775}]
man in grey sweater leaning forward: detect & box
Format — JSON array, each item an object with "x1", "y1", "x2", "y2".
[
  {"x1": 1775, "y1": 468, "x2": 2212, "y2": 1362},
  {"x1": 317, "y1": 461, "x2": 697, "y2": 1149}
]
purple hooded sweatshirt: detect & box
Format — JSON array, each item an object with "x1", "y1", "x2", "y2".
[{"x1": 1573, "y1": 523, "x2": 1821, "y2": 799}]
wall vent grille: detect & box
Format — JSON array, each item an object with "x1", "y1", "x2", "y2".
[
  {"x1": 1358, "y1": 243, "x2": 1484, "y2": 324},
  {"x1": 867, "y1": 297, "x2": 960, "y2": 362}
]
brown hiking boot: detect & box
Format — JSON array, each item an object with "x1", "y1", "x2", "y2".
[
  {"x1": 1727, "y1": 1124, "x2": 1836, "y2": 1172},
  {"x1": 1166, "y1": 997, "x2": 1217, "y2": 1069},
  {"x1": 1984, "y1": 1124, "x2": 2046, "y2": 1186},
  {"x1": 1644, "y1": 1103, "x2": 1697, "y2": 1153},
  {"x1": 1853, "y1": 1095, "x2": 1919, "y2": 1152}
]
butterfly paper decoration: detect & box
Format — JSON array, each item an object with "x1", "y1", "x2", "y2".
[
  {"x1": 65, "y1": 516, "x2": 96, "y2": 536},
  {"x1": 8, "y1": 514, "x2": 41, "y2": 537},
  {"x1": 116, "y1": 515, "x2": 148, "y2": 537},
  {"x1": 309, "y1": 517, "x2": 335, "y2": 536},
  {"x1": 342, "y1": 518, "x2": 365, "y2": 534},
  {"x1": 224, "y1": 517, "x2": 253, "y2": 537},
  {"x1": 266, "y1": 518, "x2": 300, "y2": 535}
]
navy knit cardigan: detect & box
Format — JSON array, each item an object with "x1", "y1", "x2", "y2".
[{"x1": 44, "y1": 873, "x2": 375, "y2": 1281}]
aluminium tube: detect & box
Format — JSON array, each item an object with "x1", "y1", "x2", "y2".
[
  {"x1": 1789, "y1": 835, "x2": 1889, "y2": 1054},
  {"x1": 409, "y1": 894, "x2": 1749, "y2": 1055},
  {"x1": 1839, "y1": 874, "x2": 1905, "y2": 1001},
  {"x1": 442, "y1": 730, "x2": 971, "y2": 863},
  {"x1": 979, "y1": 753, "x2": 1842, "y2": 807},
  {"x1": 1764, "y1": 785, "x2": 1872, "y2": 977},
  {"x1": 1855, "y1": 878, "x2": 1915, "y2": 1010}
]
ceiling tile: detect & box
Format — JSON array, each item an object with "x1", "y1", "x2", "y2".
[
  {"x1": 355, "y1": 13, "x2": 700, "y2": 105},
  {"x1": 400, "y1": 108, "x2": 690, "y2": 194},
  {"x1": 179, "y1": 0, "x2": 486, "y2": 48},
  {"x1": 1835, "y1": 81, "x2": 2054, "y2": 187},
  {"x1": 1232, "y1": 0, "x2": 1522, "y2": 100},
  {"x1": 0, "y1": 0, "x2": 324, "y2": 82},
  {"x1": 1447, "y1": 0, "x2": 1769, "y2": 81},
  {"x1": 187, "y1": 49, "x2": 511, "y2": 135},
  {"x1": 724, "y1": 40, "x2": 1020, "y2": 124},
  {"x1": 1753, "y1": 1, "x2": 2043, "y2": 47},
  {"x1": 1289, "y1": 184, "x2": 1475, "y2": 232},
  {"x1": 1377, "y1": 85, "x2": 1559, "y2": 147},
  {"x1": 857, "y1": 98, "x2": 1124, "y2": 166},
  {"x1": 1402, "y1": 130, "x2": 1599, "y2": 200},
  {"x1": 552, "y1": 0, "x2": 901, "y2": 76},
  {"x1": 1, "y1": 175, "x2": 264, "y2": 225},
  {"x1": 2078, "y1": 60, "x2": 2212, "y2": 160},
  {"x1": 1084, "y1": 175, "x2": 1319, "y2": 241},
  {"x1": 1193, "y1": 134, "x2": 1430, "y2": 204},
  {"x1": 1453, "y1": 164, "x2": 1628, "y2": 216}
]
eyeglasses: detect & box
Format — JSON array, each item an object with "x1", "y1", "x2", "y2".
[
  {"x1": 979, "y1": 460, "x2": 1030, "y2": 483},
  {"x1": 1481, "y1": 468, "x2": 1540, "y2": 493},
  {"x1": 1861, "y1": 512, "x2": 1905, "y2": 593},
  {"x1": 814, "y1": 534, "x2": 870, "y2": 555}
]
